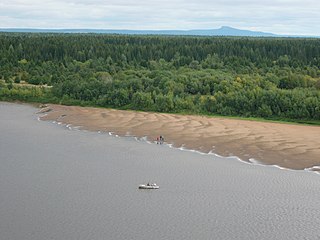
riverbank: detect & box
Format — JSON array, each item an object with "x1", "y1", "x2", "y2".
[{"x1": 38, "y1": 104, "x2": 320, "y2": 170}]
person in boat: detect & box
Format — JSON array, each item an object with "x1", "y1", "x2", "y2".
[{"x1": 147, "y1": 183, "x2": 150, "y2": 186}]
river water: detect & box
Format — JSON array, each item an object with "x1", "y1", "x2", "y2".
[{"x1": 1, "y1": 102, "x2": 320, "y2": 240}]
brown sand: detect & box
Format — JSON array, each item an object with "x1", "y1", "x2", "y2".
[{"x1": 38, "y1": 104, "x2": 320, "y2": 170}]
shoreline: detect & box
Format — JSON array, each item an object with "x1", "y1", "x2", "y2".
[{"x1": 38, "y1": 104, "x2": 320, "y2": 171}]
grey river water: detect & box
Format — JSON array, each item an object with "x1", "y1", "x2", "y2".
[{"x1": 1, "y1": 102, "x2": 320, "y2": 240}]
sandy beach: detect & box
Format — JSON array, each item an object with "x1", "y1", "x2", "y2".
[{"x1": 39, "y1": 104, "x2": 320, "y2": 170}]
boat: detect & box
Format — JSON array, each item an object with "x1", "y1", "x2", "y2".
[{"x1": 138, "y1": 183, "x2": 159, "y2": 189}]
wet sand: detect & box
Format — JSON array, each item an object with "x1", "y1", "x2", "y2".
[{"x1": 39, "y1": 104, "x2": 320, "y2": 170}]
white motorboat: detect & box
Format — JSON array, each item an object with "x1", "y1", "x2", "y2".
[{"x1": 138, "y1": 183, "x2": 159, "y2": 189}]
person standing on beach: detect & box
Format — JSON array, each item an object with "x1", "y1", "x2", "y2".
[{"x1": 159, "y1": 135, "x2": 164, "y2": 144}]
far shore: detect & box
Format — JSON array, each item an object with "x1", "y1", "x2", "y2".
[{"x1": 38, "y1": 104, "x2": 320, "y2": 170}]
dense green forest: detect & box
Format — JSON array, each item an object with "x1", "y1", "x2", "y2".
[{"x1": 0, "y1": 33, "x2": 320, "y2": 123}]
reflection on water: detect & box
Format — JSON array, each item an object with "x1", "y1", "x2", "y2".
[{"x1": 1, "y1": 102, "x2": 320, "y2": 240}]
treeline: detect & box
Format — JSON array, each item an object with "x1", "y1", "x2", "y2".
[{"x1": 0, "y1": 33, "x2": 320, "y2": 122}]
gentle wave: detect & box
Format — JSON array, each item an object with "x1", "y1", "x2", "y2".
[{"x1": 43, "y1": 118, "x2": 319, "y2": 175}]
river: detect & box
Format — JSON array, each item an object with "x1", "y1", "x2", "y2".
[{"x1": 0, "y1": 102, "x2": 320, "y2": 240}]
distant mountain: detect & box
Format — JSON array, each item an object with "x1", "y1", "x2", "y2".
[
  {"x1": 0, "y1": 26, "x2": 293, "y2": 37},
  {"x1": 210, "y1": 26, "x2": 277, "y2": 37}
]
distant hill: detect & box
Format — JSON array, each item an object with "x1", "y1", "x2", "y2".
[
  {"x1": 0, "y1": 26, "x2": 279, "y2": 37},
  {"x1": 186, "y1": 26, "x2": 277, "y2": 37}
]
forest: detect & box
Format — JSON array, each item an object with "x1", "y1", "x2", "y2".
[{"x1": 0, "y1": 33, "x2": 320, "y2": 123}]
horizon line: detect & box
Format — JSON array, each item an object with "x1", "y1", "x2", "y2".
[{"x1": 0, "y1": 27, "x2": 319, "y2": 38}]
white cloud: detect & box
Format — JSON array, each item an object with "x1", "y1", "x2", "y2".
[{"x1": 1, "y1": 0, "x2": 319, "y2": 35}]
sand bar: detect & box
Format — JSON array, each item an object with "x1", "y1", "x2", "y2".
[{"x1": 39, "y1": 104, "x2": 320, "y2": 170}]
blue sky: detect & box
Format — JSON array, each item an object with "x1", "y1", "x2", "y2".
[{"x1": 1, "y1": 0, "x2": 320, "y2": 35}]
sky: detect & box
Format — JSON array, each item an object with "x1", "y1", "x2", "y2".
[{"x1": 1, "y1": 0, "x2": 320, "y2": 36}]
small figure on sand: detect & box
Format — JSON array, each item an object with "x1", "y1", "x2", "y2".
[
  {"x1": 156, "y1": 135, "x2": 164, "y2": 144},
  {"x1": 159, "y1": 135, "x2": 164, "y2": 144}
]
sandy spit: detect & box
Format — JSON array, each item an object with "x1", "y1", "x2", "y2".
[{"x1": 38, "y1": 104, "x2": 320, "y2": 170}]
